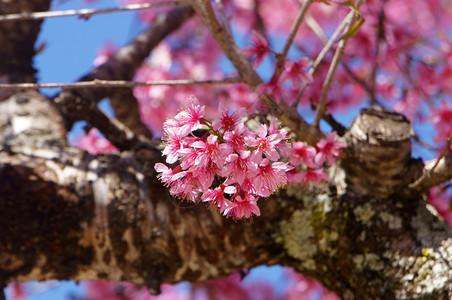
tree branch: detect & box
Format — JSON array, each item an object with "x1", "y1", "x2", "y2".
[
  {"x1": 189, "y1": 0, "x2": 324, "y2": 144},
  {"x1": 409, "y1": 131, "x2": 452, "y2": 192},
  {"x1": 0, "y1": 1, "x2": 189, "y2": 22},
  {"x1": 0, "y1": 77, "x2": 241, "y2": 90},
  {"x1": 108, "y1": 88, "x2": 152, "y2": 139}
]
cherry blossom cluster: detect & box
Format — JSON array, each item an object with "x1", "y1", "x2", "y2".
[{"x1": 155, "y1": 96, "x2": 346, "y2": 219}]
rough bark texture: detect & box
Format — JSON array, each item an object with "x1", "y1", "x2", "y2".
[{"x1": 0, "y1": 1, "x2": 452, "y2": 299}]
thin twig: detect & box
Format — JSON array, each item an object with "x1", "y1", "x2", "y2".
[
  {"x1": 369, "y1": 9, "x2": 385, "y2": 105},
  {"x1": 292, "y1": 8, "x2": 357, "y2": 107},
  {"x1": 305, "y1": 13, "x2": 327, "y2": 44},
  {"x1": 311, "y1": 0, "x2": 366, "y2": 127},
  {"x1": 0, "y1": 0, "x2": 189, "y2": 22},
  {"x1": 0, "y1": 78, "x2": 242, "y2": 91},
  {"x1": 409, "y1": 130, "x2": 452, "y2": 189},
  {"x1": 312, "y1": 10, "x2": 359, "y2": 128},
  {"x1": 274, "y1": 0, "x2": 313, "y2": 77}
]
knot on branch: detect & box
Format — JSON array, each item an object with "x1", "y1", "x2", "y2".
[{"x1": 343, "y1": 106, "x2": 414, "y2": 196}]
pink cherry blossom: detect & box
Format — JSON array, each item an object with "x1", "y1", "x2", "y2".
[
  {"x1": 246, "y1": 124, "x2": 284, "y2": 162},
  {"x1": 315, "y1": 132, "x2": 347, "y2": 166},
  {"x1": 202, "y1": 185, "x2": 236, "y2": 213},
  {"x1": 224, "y1": 193, "x2": 260, "y2": 219},
  {"x1": 212, "y1": 103, "x2": 247, "y2": 132},
  {"x1": 162, "y1": 125, "x2": 186, "y2": 164},
  {"x1": 242, "y1": 31, "x2": 270, "y2": 68},
  {"x1": 290, "y1": 142, "x2": 317, "y2": 168},
  {"x1": 256, "y1": 75, "x2": 288, "y2": 103},
  {"x1": 281, "y1": 58, "x2": 313, "y2": 90},
  {"x1": 221, "y1": 152, "x2": 251, "y2": 185},
  {"x1": 290, "y1": 168, "x2": 330, "y2": 185},
  {"x1": 250, "y1": 159, "x2": 292, "y2": 197},
  {"x1": 75, "y1": 128, "x2": 118, "y2": 155},
  {"x1": 224, "y1": 123, "x2": 254, "y2": 152},
  {"x1": 174, "y1": 95, "x2": 205, "y2": 135},
  {"x1": 191, "y1": 135, "x2": 232, "y2": 168}
]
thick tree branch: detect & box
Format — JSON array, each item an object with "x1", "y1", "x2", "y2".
[
  {"x1": 108, "y1": 88, "x2": 152, "y2": 139},
  {"x1": 0, "y1": 0, "x2": 51, "y2": 84},
  {"x1": 189, "y1": 0, "x2": 324, "y2": 144},
  {"x1": 1, "y1": 94, "x2": 452, "y2": 298}
]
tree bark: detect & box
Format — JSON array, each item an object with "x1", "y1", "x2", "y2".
[{"x1": 0, "y1": 1, "x2": 451, "y2": 299}]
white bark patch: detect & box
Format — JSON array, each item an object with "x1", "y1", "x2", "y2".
[
  {"x1": 12, "y1": 116, "x2": 32, "y2": 134},
  {"x1": 378, "y1": 211, "x2": 402, "y2": 230},
  {"x1": 280, "y1": 210, "x2": 317, "y2": 270},
  {"x1": 353, "y1": 253, "x2": 384, "y2": 271},
  {"x1": 353, "y1": 203, "x2": 374, "y2": 225}
]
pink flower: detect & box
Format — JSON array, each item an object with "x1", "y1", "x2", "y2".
[
  {"x1": 290, "y1": 141, "x2": 317, "y2": 168},
  {"x1": 212, "y1": 103, "x2": 247, "y2": 132},
  {"x1": 288, "y1": 168, "x2": 329, "y2": 185},
  {"x1": 246, "y1": 124, "x2": 284, "y2": 162},
  {"x1": 169, "y1": 170, "x2": 201, "y2": 202},
  {"x1": 250, "y1": 159, "x2": 292, "y2": 197},
  {"x1": 162, "y1": 125, "x2": 186, "y2": 164},
  {"x1": 315, "y1": 132, "x2": 347, "y2": 166},
  {"x1": 256, "y1": 75, "x2": 288, "y2": 103},
  {"x1": 155, "y1": 163, "x2": 181, "y2": 186},
  {"x1": 429, "y1": 100, "x2": 452, "y2": 144},
  {"x1": 174, "y1": 95, "x2": 205, "y2": 135},
  {"x1": 221, "y1": 152, "x2": 251, "y2": 185},
  {"x1": 242, "y1": 31, "x2": 270, "y2": 67},
  {"x1": 202, "y1": 185, "x2": 236, "y2": 213},
  {"x1": 224, "y1": 193, "x2": 260, "y2": 218},
  {"x1": 281, "y1": 57, "x2": 313, "y2": 90},
  {"x1": 224, "y1": 123, "x2": 254, "y2": 152},
  {"x1": 191, "y1": 135, "x2": 232, "y2": 168},
  {"x1": 75, "y1": 128, "x2": 118, "y2": 155}
]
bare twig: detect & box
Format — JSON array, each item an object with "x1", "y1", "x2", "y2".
[
  {"x1": 305, "y1": 13, "x2": 327, "y2": 44},
  {"x1": 312, "y1": 15, "x2": 358, "y2": 128},
  {"x1": 369, "y1": 9, "x2": 385, "y2": 105},
  {"x1": 292, "y1": 8, "x2": 357, "y2": 107},
  {"x1": 0, "y1": 78, "x2": 241, "y2": 91},
  {"x1": 274, "y1": 0, "x2": 313, "y2": 76},
  {"x1": 410, "y1": 130, "x2": 452, "y2": 190},
  {"x1": 0, "y1": 0, "x2": 189, "y2": 22}
]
